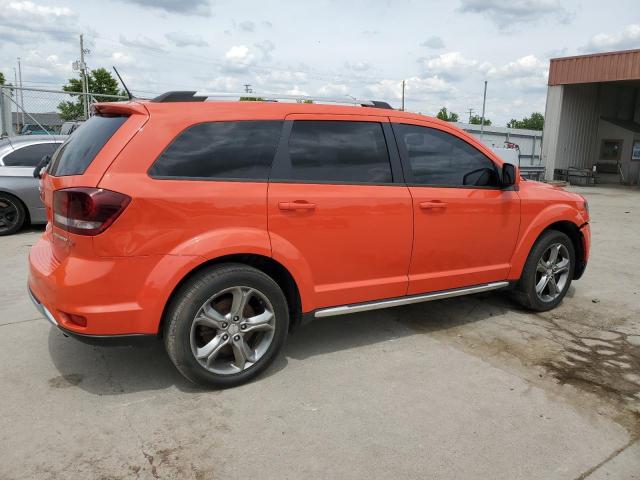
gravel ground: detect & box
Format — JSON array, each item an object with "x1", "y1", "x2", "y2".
[{"x1": 0, "y1": 185, "x2": 638, "y2": 479}]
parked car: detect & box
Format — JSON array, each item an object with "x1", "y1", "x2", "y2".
[
  {"x1": 20, "y1": 124, "x2": 55, "y2": 135},
  {"x1": 28, "y1": 93, "x2": 590, "y2": 388},
  {"x1": 0, "y1": 135, "x2": 65, "y2": 235},
  {"x1": 60, "y1": 121, "x2": 84, "y2": 136}
]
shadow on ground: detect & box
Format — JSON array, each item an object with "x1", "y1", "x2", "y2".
[{"x1": 46, "y1": 291, "x2": 511, "y2": 396}]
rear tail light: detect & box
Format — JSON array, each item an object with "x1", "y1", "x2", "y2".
[{"x1": 53, "y1": 188, "x2": 130, "y2": 236}]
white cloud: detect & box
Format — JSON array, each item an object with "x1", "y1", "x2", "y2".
[
  {"x1": 18, "y1": 49, "x2": 73, "y2": 83},
  {"x1": 488, "y1": 55, "x2": 549, "y2": 91},
  {"x1": 110, "y1": 51, "x2": 135, "y2": 66},
  {"x1": 366, "y1": 76, "x2": 455, "y2": 101},
  {"x1": 165, "y1": 31, "x2": 208, "y2": 47},
  {"x1": 0, "y1": 1, "x2": 78, "y2": 42},
  {"x1": 286, "y1": 86, "x2": 309, "y2": 96},
  {"x1": 119, "y1": 35, "x2": 164, "y2": 51},
  {"x1": 114, "y1": 0, "x2": 211, "y2": 16},
  {"x1": 344, "y1": 61, "x2": 371, "y2": 72},
  {"x1": 423, "y1": 52, "x2": 479, "y2": 80},
  {"x1": 318, "y1": 83, "x2": 349, "y2": 96},
  {"x1": 224, "y1": 45, "x2": 255, "y2": 71},
  {"x1": 254, "y1": 40, "x2": 275, "y2": 60},
  {"x1": 206, "y1": 76, "x2": 242, "y2": 92},
  {"x1": 582, "y1": 24, "x2": 640, "y2": 53},
  {"x1": 459, "y1": 0, "x2": 572, "y2": 30},
  {"x1": 238, "y1": 20, "x2": 255, "y2": 32},
  {"x1": 420, "y1": 36, "x2": 445, "y2": 49}
]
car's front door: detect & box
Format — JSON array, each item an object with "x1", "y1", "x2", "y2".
[
  {"x1": 268, "y1": 114, "x2": 413, "y2": 310},
  {"x1": 392, "y1": 121, "x2": 521, "y2": 295}
]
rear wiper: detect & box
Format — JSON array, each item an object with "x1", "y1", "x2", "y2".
[{"x1": 34, "y1": 155, "x2": 51, "y2": 179}]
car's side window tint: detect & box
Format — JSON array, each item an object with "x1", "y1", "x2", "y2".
[
  {"x1": 286, "y1": 120, "x2": 392, "y2": 184},
  {"x1": 3, "y1": 143, "x2": 60, "y2": 167},
  {"x1": 149, "y1": 121, "x2": 283, "y2": 180},
  {"x1": 395, "y1": 124, "x2": 499, "y2": 187}
]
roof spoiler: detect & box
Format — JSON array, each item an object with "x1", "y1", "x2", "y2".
[{"x1": 92, "y1": 102, "x2": 148, "y2": 116}]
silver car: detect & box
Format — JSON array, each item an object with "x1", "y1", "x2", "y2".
[{"x1": 0, "y1": 135, "x2": 66, "y2": 235}]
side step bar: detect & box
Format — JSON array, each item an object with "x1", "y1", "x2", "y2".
[{"x1": 314, "y1": 281, "x2": 510, "y2": 318}]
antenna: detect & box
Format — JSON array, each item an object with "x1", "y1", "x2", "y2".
[{"x1": 112, "y1": 66, "x2": 133, "y2": 100}]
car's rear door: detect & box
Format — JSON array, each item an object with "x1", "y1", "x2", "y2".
[
  {"x1": 392, "y1": 120, "x2": 521, "y2": 294},
  {"x1": 268, "y1": 114, "x2": 413, "y2": 310}
]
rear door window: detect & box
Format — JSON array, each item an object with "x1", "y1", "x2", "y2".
[
  {"x1": 149, "y1": 121, "x2": 283, "y2": 180},
  {"x1": 48, "y1": 115, "x2": 128, "y2": 176},
  {"x1": 284, "y1": 120, "x2": 392, "y2": 183},
  {"x1": 3, "y1": 143, "x2": 60, "y2": 167}
]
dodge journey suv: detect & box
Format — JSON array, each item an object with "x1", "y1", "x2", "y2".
[{"x1": 28, "y1": 92, "x2": 590, "y2": 387}]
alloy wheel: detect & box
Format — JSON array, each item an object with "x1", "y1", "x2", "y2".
[
  {"x1": 535, "y1": 243, "x2": 571, "y2": 302},
  {"x1": 0, "y1": 198, "x2": 19, "y2": 234},
  {"x1": 190, "y1": 286, "x2": 276, "y2": 375}
]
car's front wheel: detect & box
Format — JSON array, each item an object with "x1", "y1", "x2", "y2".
[
  {"x1": 512, "y1": 229, "x2": 575, "y2": 311},
  {"x1": 164, "y1": 263, "x2": 289, "y2": 388}
]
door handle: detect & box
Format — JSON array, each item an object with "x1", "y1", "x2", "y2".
[
  {"x1": 278, "y1": 201, "x2": 317, "y2": 211},
  {"x1": 419, "y1": 200, "x2": 447, "y2": 210}
]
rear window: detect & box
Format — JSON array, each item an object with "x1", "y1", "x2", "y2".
[
  {"x1": 148, "y1": 121, "x2": 283, "y2": 180},
  {"x1": 48, "y1": 115, "x2": 128, "y2": 176}
]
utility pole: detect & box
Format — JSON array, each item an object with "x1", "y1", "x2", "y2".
[
  {"x1": 401, "y1": 80, "x2": 405, "y2": 111},
  {"x1": 80, "y1": 34, "x2": 89, "y2": 119},
  {"x1": 13, "y1": 67, "x2": 19, "y2": 130},
  {"x1": 467, "y1": 108, "x2": 475, "y2": 124},
  {"x1": 17, "y1": 57, "x2": 24, "y2": 127},
  {"x1": 244, "y1": 84, "x2": 252, "y2": 93},
  {"x1": 480, "y1": 80, "x2": 487, "y2": 140}
]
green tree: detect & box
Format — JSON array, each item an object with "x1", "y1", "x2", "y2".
[
  {"x1": 0, "y1": 72, "x2": 5, "y2": 85},
  {"x1": 239, "y1": 96, "x2": 265, "y2": 101},
  {"x1": 436, "y1": 107, "x2": 459, "y2": 122},
  {"x1": 469, "y1": 114, "x2": 491, "y2": 126},
  {"x1": 58, "y1": 68, "x2": 124, "y2": 121},
  {"x1": 507, "y1": 112, "x2": 544, "y2": 130}
]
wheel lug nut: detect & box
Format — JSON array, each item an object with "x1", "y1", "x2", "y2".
[
  {"x1": 222, "y1": 334, "x2": 228, "y2": 340},
  {"x1": 241, "y1": 324, "x2": 247, "y2": 330},
  {"x1": 222, "y1": 322, "x2": 228, "y2": 328},
  {"x1": 233, "y1": 316, "x2": 239, "y2": 322},
  {"x1": 233, "y1": 335, "x2": 240, "y2": 341}
]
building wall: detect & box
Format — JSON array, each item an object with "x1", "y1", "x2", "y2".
[
  {"x1": 542, "y1": 85, "x2": 563, "y2": 180},
  {"x1": 554, "y1": 84, "x2": 601, "y2": 171}
]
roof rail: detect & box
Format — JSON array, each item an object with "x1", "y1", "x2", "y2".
[{"x1": 151, "y1": 91, "x2": 393, "y2": 109}]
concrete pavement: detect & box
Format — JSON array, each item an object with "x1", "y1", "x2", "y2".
[{"x1": 0, "y1": 185, "x2": 638, "y2": 479}]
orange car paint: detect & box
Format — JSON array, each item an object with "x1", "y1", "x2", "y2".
[{"x1": 28, "y1": 100, "x2": 590, "y2": 336}]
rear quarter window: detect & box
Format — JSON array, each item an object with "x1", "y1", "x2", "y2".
[
  {"x1": 48, "y1": 115, "x2": 128, "y2": 176},
  {"x1": 148, "y1": 121, "x2": 283, "y2": 180}
]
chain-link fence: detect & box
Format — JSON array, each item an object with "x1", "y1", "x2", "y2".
[{"x1": 0, "y1": 85, "x2": 127, "y2": 137}]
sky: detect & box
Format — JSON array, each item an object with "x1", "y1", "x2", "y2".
[{"x1": 1, "y1": 0, "x2": 640, "y2": 125}]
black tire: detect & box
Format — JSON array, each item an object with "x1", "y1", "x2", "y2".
[
  {"x1": 512, "y1": 229, "x2": 575, "y2": 312},
  {"x1": 0, "y1": 192, "x2": 27, "y2": 236},
  {"x1": 164, "y1": 263, "x2": 289, "y2": 388}
]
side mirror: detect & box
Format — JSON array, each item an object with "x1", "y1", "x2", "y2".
[
  {"x1": 501, "y1": 163, "x2": 517, "y2": 187},
  {"x1": 33, "y1": 155, "x2": 51, "y2": 179}
]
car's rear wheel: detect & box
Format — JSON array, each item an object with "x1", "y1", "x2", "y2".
[
  {"x1": 512, "y1": 230, "x2": 575, "y2": 311},
  {"x1": 0, "y1": 193, "x2": 26, "y2": 236},
  {"x1": 164, "y1": 263, "x2": 289, "y2": 388}
]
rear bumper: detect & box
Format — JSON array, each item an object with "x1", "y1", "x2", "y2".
[
  {"x1": 27, "y1": 230, "x2": 197, "y2": 336},
  {"x1": 28, "y1": 286, "x2": 155, "y2": 345}
]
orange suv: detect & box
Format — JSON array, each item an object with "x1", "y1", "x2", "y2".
[{"x1": 28, "y1": 92, "x2": 590, "y2": 387}]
